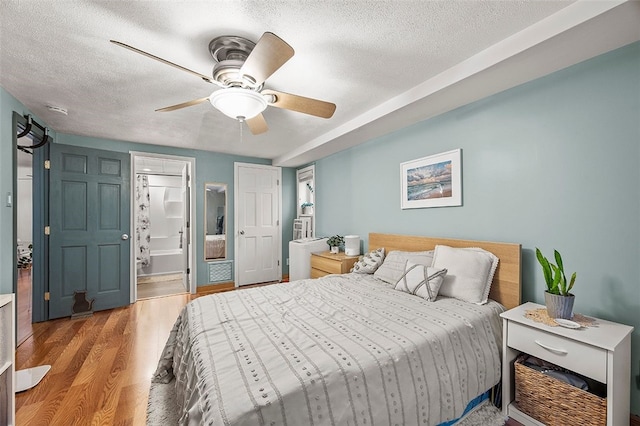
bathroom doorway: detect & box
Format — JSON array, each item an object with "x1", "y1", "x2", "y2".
[{"x1": 131, "y1": 153, "x2": 195, "y2": 300}]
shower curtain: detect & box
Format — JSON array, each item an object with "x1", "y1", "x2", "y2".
[{"x1": 136, "y1": 174, "x2": 151, "y2": 267}]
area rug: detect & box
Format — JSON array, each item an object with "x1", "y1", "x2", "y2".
[
  {"x1": 147, "y1": 380, "x2": 179, "y2": 425},
  {"x1": 456, "y1": 399, "x2": 507, "y2": 426},
  {"x1": 147, "y1": 380, "x2": 506, "y2": 426}
]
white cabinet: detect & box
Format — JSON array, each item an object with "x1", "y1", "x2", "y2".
[
  {"x1": 0, "y1": 294, "x2": 15, "y2": 426},
  {"x1": 501, "y1": 302, "x2": 633, "y2": 426}
]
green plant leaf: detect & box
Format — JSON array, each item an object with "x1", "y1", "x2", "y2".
[
  {"x1": 551, "y1": 264, "x2": 563, "y2": 295},
  {"x1": 327, "y1": 235, "x2": 344, "y2": 247},
  {"x1": 554, "y1": 249, "x2": 568, "y2": 289},
  {"x1": 568, "y1": 272, "x2": 577, "y2": 293},
  {"x1": 555, "y1": 268, "x2": 567, "y2": 295},
  {"x1": 536, "y1": 248, "x2": 553, "y2": 289},
  {"x1": 554, "y1": 250, "x2": 564, "y2": 272}
]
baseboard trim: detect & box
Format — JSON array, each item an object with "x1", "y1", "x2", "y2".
[
  {"x1": 197, "y1": 282, "x2": 235, "y2": 294},
  {"x1": 196, "y1": 278, "x2": 288, "y2": 295},
  {"x1": 631, "y1": 414, "x2": 640, "y2": 426}
]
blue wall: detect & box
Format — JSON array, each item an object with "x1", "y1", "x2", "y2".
[
  {"x1": 55, "y1": 133, "x2": 298, "y2": 286},
  {"x1": 314, "y1": 42, "x2": 640, "y2": 414}
]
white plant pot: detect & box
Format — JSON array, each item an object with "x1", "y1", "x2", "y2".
[
  {"x1": 330, "y1": 246, "x2": 339, "y2": 254},
  {"x1": 302, "y1": 206, "x2": 313, "y2": 215}
]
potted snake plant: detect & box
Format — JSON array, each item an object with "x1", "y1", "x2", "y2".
[{"x1": 535, "y1": 247, "x2": 577, "y2": 319}]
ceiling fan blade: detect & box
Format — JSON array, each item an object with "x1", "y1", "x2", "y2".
[
  {"x1": 155, "y1": 97, "x2": 210, "y2": 112},
  {"x1": 240, "y1": 32, "x2": 294, "y2": 86},
  {"x1": 262, "y1": 89, "x2": 336, "y2": 118},
  {"x1": 245, "y1": 113, "x2": 269, "y2": 135},
  {"x1": 110, "y1": 40, "x2": 218, "y2": 85}
]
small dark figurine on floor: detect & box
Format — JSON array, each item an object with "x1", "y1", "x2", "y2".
[{"x1": 71, "y1": 290, "x2": 94, "y2": 318}]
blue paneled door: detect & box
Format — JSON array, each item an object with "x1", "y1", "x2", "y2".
[{"x1": 49, "y1": 144, "x2": 130, "y2": 319}]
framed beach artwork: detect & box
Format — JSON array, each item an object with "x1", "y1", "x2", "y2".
[{"x1": 400, "y1": 149, "x2": 462, "y2": 209}]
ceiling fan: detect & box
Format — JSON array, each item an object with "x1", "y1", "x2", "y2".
[{"x1": 110, "y1": 32, "x2": 336, "y2": 135}]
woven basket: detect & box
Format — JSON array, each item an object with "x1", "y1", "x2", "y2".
[{"x1": 515, "y1": 360, "x2": 606, "y2": 426}]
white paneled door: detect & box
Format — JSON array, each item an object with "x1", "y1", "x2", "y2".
[{"x1": 235, "y1": 163, "x2": 282, "y2": 286}]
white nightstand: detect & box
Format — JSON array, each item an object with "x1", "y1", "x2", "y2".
[{"x1": 501, "y1": 302, "x2": 633, "y2": 426}]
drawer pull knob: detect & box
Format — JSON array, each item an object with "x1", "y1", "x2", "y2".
[{"x1": 535, "y1": 340, "x2": 568, "y2": 354}]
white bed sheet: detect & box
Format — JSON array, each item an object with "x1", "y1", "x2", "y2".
[{"x1": 153, "y1": 273, "x2": 504, "y2": 425}]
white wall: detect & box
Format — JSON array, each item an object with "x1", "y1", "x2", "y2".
[{"x1": 146, "y1": 174, "x2": 183, "y2": 241}]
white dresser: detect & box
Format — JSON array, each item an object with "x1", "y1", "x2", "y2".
[
  {"x1": 501, "y1": 302, "x2": 633, "y2": 426},
  {"x1": 0, "y1": 294, "x2": 15, "y2": 426}
]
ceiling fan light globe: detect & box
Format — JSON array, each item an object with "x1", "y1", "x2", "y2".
[{"x1": 209, "y1": 88, "x2": 267, "y2": 120}]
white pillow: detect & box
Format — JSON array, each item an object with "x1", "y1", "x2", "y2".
[
  {"x1": 394, "y1": 261, "x2": 447, "y2": 302},
  {"x1": 373, "y1": 250, "x2": 434, "y2": 284},
  {"x1": 351, "y1": 247, "x2": 385, "y2": 274},
  {"x1": 431, "y1": 245, "x2": 499, "y2": 304}
]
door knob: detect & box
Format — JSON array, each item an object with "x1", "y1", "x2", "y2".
[
  {"x1": 240, "y1": 230, "x2": 245, "y2": 235},
  {"x1": 121, "y1": 234, "x2": 129, "y2": 240}
]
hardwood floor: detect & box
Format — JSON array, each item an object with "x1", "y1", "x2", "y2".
[
  {"x1": 15, "y1": 293, "x2": 191, "y2": 425},
  {"x1": 136, "y1": 273, "x2": 186, "y2": 300},
  {"x1": 17, "y1": 268, "x2": 34, "y2": 346}
]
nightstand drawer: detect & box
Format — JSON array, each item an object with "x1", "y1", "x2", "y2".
[
  {"x1": 310, "y1": 255, "x2": 343, "y2": 274},
  {"x1": 310, "y1": 268, "x2": 327, "y2": 278},
  {"x1": 507, "y1": 322, "x2": 607, "y2": 383}
]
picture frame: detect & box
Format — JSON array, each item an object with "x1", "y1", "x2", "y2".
[{"x1": 400, "y1": 149, "x2": 462, "y2": 209}]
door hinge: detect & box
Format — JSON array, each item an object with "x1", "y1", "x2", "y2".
[
  {"x1": 44, "y1": 292, "x2": 50, "y2": 301},
  {"x1": 44, "y1": 160, "x2": 51, "y2": 170},
  {"x1": 187, "y1": 268, "x2": 190, "y2": 274},
  {"x1": 186, "y1": 221, "x2": 190, "y2": 228},
  {"x1": 277, "y1": 260, "x2": 280, "y2": 266},
  {"x1": 277, "y1": 179, "x2": 280, "y2": 186},
  {"x1": 44, "y1": 226, "x2": 50, "y2": 235},
  {"x1": 276, "y1": 220, "x2": 279, "y2": 226}
]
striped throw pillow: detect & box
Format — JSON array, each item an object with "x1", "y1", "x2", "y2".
[{"x1": 394, "y1": 260, "x2": 447, "y2": 301}]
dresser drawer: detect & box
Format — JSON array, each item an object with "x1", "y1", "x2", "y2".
[
  {"x1": 507, "y1": 322, "x2": 607, "y2": 383},
  {"x1": 310, "y1": 255, "x2": 342, "y2": 274}
]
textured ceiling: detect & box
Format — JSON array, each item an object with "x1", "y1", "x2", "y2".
[{"x1": 1, "y1": 1, "x2": 639, "y2": 167}]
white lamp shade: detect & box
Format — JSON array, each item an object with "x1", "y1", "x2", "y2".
[
  {"x1": 209, "y1": 88, "x2": 268, "y2": 120},
  {"x1": 344, "y1": 235, "x2": 360, "y2": 256}
]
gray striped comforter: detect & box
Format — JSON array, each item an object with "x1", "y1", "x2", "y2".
[{"x1": 153, "y1": 273, "x2": 504, "y2": 425}]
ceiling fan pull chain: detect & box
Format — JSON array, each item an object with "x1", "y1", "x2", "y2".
[{"x1": 239, "y1": 119, "x2": 243, "y2": 144}]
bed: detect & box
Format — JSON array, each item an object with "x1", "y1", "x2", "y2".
[
  {"x1": 205, "y1": 234, "x2": 226, "y2": 259},
  {"x1": 154, "y1": 233, "x2": 521, "y2": 425}
]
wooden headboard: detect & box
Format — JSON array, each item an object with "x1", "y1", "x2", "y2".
[{"x1": 368, "y1": 233, "x2": 522, "y2": 310}]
